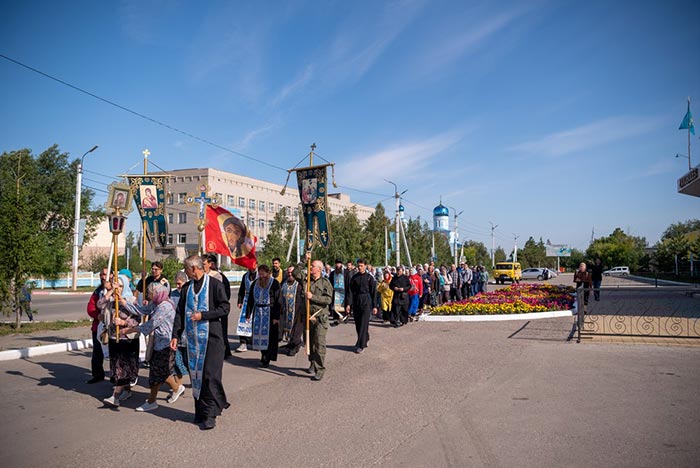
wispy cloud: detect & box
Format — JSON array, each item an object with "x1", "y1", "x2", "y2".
[
  {"x1": 322, "y1": 0, "x2": 425, "y2": 85},
  {"x1": 233, "y1": 118, "x2": 281, "y2": 150},
  {"x1": 420, "y1": 9, "x2": 524, "y2": 73},
  {"x1": 337, "y1": 129, "x2": 466, "y2": 190},
  {"x1": 623, "y1": 159, "x2": 679, "y2": 181},
  {"x1": 268, "y1": 64, "x2": 315, "y2": 108},
  {"x1": 508, "y1": 116, "x2": 664, "y2": 157}
]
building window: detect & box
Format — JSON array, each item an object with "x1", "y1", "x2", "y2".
[
  {"x1": 178, "y1": 233, "x2": 187, "y2": 244},
  {"x1": 269, "y1": 202, "x2": 275, "y2": 213},
  {"x1": 293, "y1": 207, "x2": 299, "y2": 215},
  {"x1": 259, "y1": 219, "x2": 265, "y2": 229},
  {"x1": 239, "y1": 197, "x2": 245, "y2": 208},
  {"x1": 227, "y1": 195, "x2": 235, "y2": 206},
  {"x1": 259, "y1": 201, "x2": 265, "y2": 211},
  {"x1": 168, "y1": 213, "x2": 174, "y2": 224},
  {"x1": 167, "y1": 234, "x2": 173, "y2": 245},
  {"x1": 179, "y1": 212, "x2": 187, "y2": 224},
  {"x1": 178, "y1": 192, "x2": 186, "y2": 204},
  {"x1": 249, "y1": 199, "x2": 256, "y2": 210},
  {"x1": 278, "y1": 203, "x2": 284, "y2": 213},
  {"x1": 167, "y1": 193, "x2": 174, "y2": 205}
]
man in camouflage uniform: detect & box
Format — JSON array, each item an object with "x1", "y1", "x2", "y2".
[{"x1": 306, "y1": 256, "x2": 333, "y2": 381}]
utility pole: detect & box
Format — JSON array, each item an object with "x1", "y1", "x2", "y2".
[
  {"x1": 489, "y1": 222, "x2": 498, "y2": 268},
  {"x1": 71, "y1": 145, "x2": 98, "y2": 290},
  {"x1": 450, "y1": 206, "x2": 464, "y2": 265},
  {"x1": 513, "y1": 234, "x2": 519, "y2": 263},
  {"x1": 385, "y1": 179, "x2": 406, "y2": 266}
]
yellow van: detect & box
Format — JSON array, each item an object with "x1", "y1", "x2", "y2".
[{"x1": 493, "y1": 262, "x2": 522, "y2": 284}]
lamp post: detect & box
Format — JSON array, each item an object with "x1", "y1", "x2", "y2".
[
  {"x1": 385, "y1": 179, "x2": 406, "y2": 266},
  {"x1": 449, "y1": 206, "x2": 464, "y2": 266},
  {"x1": 676, "y1": 153, "x2": 691, "y2": 171},
  {"x1": 71, "y1": 145, "x2": 98, "y2": 290}
]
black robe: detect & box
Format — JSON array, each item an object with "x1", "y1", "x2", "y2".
[
  {"x1": 347, "y1": 271, "x2": 377, "y2": 348},
  {"x1": 173, "y1": 275, "x2": 230, "y2": 420},
  {"x1": 245, "y1": 278, "x2": 282, "y2": 363}
]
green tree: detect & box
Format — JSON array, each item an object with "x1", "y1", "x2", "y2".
[
  {"x1": 259, "y1": 209, "x2": 295, "y2": 266},
  {"x1": 661, "y1": 219, "x2": 700, "y2": 240},
  {"x1": 493, "y1": 246, "x2": 506, "y2": 263},
  {"x1": 403, "y1": 217, "x2": 434, "y2": 266},
  {"x1": 518, "y1": 236, "x2": 547, "y2": 268},
  {"x1": 461, "y1": 240, "x2": 489, "y2": 266},
  {"x1": 0, "y1": 146, "x2": 102, "y2": 327},
  {"x1": 360, "y1": 203, "x2": 391, "y2": 266},
  {"x1": 326, "y1": 207, "x2": 363, "y2": 264},
  {"x1": 586, "y1": 228, "x2": 647, "y2": 271}
]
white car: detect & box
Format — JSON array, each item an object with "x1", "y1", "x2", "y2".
[
  {"x1": 522, "y1": 268, "x2": 549, "y2": 280},
  {"x1": 603, "y1": 266, "x2": 630, "y2": 277}
]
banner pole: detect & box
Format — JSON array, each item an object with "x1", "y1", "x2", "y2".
[
  {"x1": 141, "y1": 149, "x2": 149, "y2": 302},
  {"x1": 113, "y1": 232, "x2": 120, "y2": 343}
]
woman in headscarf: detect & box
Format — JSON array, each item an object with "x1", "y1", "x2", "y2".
[
  {"x1": 118, "y1": 282, "x2": 184, "y2": 412},
  {"x1": 376, "y1": 269, "x2": 393, "y2": 325},
  {"x1": 99, "y1": 276, "x2": 140, "y2": 407}
]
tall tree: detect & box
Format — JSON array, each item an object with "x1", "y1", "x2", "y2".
[
  {"x1": 259, "y1": 209, "x2": 295, "y2": 266},
  {"x1": 461, "y1": 240, "x2": 490, "y2": 266},
  {"x1": 0, "y1": 146, "x2": 102, "y2": 326},
  {"x1": 360, "y1": 203, "x2": 391, "y2": 266},
  {"x1": 586, "y1": 228, "x2": 647, "y2": 271},
  {"x1": 325, "y1": 207, "x2": 363, "y2": 265}
]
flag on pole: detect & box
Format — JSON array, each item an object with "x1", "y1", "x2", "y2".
[
  {"x1": 204, "y1": 205, "x2": 257, "y2": 269},
  {"x1": 679, "y1": 99, "x2": 695, "y2": 135}
]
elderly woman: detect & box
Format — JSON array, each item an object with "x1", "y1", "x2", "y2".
[
  {"x1": 118, "y1": 282, "x2": 185, "y2": 412},
  {"x1": 100, "y1": 276, "x2": 140, "y2": 407}
]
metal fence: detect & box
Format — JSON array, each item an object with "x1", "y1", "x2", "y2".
[{"x1": 574, "y1": 285, "x2": 700, "y2": 343}]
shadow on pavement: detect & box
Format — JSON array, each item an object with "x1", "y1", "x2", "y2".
[{"x1": 6, "y1": 354, "x2": 195, "y2": 423}]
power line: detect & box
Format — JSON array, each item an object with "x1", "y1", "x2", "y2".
[{"x1": 0, "y1": 53, "x2": 287, "y2": 172}]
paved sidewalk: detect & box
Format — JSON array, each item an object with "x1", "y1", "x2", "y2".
[{"x1": 0, "y1": 326, "x2": 91, "y2": 352}]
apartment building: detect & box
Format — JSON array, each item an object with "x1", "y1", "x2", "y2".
[{"x1": 154, "y1": 167, "x2": 374, "y2": 262}]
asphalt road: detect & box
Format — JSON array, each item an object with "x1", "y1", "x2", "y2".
[{"x1": 1, "y1": 316, "x2": 698, "y2": 468}]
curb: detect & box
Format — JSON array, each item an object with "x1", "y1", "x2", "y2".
[
  {"x1": 418, "y1": 309, "x2": 574, "y2": 322},
  {"x1": 0, "y1": 339, "x2": 92, "y2": 362}
]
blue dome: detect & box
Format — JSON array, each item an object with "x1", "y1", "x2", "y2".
[
  {"x1": 399, "y1": 204, "x2": 405, "y2": 212},
  {"x1": 433, "y1": 204, "x2": 449, "y2": 216}
]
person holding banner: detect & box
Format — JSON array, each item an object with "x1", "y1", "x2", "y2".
[
  {"x1": 236, "y1": 268, "x2": 256, "y2": 352},
  {"x1": 245, "y1": 264, "x2": 282, "y2": 368},
  {"x1": 306, "y1": 256, "x2": 333, "y2": 381},
  {"x1": 171, "y1": 255, "x2": 230, "y2": 430}
]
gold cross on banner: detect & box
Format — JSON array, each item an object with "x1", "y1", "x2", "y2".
[{"x1": 142, "y1": 148, "x2": 150, "y2": 158}]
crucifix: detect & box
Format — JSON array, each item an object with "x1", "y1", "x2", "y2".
[{"x1": 185, "y1": 184, "x2": 220, "y2": 254}]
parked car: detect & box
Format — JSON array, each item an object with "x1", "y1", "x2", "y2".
[
  {"x1": 546, "y1": 268, "x2": 558, "y2": 278},
  {"x1": 493, "y1": 262, "x2": 522, "y2": 284},
  {"x1": 603, "y1": 266, "x2": 630, "y2": 276},
  {"x1": 521, "y1": 268, "x2": 551, "y2": 280}
]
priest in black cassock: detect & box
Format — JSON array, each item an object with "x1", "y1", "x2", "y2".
[
  {"x1": 346, "y1": 259, "x2": 377, "y2": 353},
  {"x1": 245, "y1": 264, "x2": 282, "y2": 368},
  {"x1": 171, "y1": 255, "x2": 230, "y2": 430}
]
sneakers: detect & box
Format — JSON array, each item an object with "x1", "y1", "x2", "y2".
[
  {"x1": 235, "y1": 343, "x2": 247, "y2": 353},
  {"x1": 355, "y1": 347, "x2": 364, "y2": 354},
  {"x1": 311, "y1": 373, "x2": 323, "y2": 381},
  {"x1": 118, "y1": 390, "x2": 133, "y2": 402},
  {"x1": 103, "y1": 395, "x2": 119, "y2": 407},
  {"x1": 136, "y1": 401, "x2": 158, "y2": 412},
  {"x1": 167, "y1": 385, "x2": 185, "y2": 404}
]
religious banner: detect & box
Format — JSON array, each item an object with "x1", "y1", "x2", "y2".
[
  {"x1": 296, "y1": 164, "x2": 331, "y2": 251},
  {"x1": 127, "y1": 175, "x2": 168, "y2": 248},
  {"x1": 204, "y1": 205, "x2": 257, "y2": 269}
]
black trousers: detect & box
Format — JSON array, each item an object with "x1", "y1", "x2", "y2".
[
  {"x1": 392, "y1": 300, "x2": 409, "y2": 325},
  {"x1": 286, "y1": 313, "x2": 305, "y2": 351},
  {"x1": 354, "y1": 305, "x2": 371, "y2": 348},
  {"x1": 91, "y1": 330, "x2": 105, "y2": 380}
]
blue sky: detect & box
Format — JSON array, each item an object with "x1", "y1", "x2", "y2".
[{"x1": 2, "y1": 0, "x2": 699, "y2": 253}]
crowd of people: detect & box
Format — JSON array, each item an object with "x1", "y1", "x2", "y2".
[{"x1": 85, "y1": 255, "x2": 492, "y2": 430}]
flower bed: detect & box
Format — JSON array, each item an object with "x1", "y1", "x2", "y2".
[{"x1": 430, "y1": 284, "x2": 575, "y2": 315}]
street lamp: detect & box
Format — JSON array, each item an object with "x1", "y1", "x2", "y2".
[
  {"x1": 676, "y1": 153, "x2": 691, "y2": 171},
  {"x1": 71, "y1": 145, "x2": 98, "y2": 290},
  {"x1": 385, "y1": 179, "x2": 407, "y2": 266}
]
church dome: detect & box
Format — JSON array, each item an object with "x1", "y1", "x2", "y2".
[{"x1": 433, "y1": 204, "x2": 449, "y2": 217}]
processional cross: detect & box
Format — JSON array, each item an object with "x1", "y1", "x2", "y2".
[{"x1": 185, "y1": 184, "x2": 221, "y2": 253}]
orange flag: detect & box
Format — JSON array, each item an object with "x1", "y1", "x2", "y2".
[{"x1": 204, "y1": 205, "x2": 257, "y2": 269}]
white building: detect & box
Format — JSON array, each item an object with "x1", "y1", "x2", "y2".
[{"x1": 138, "y1": 167, "x2": 375, "y2": 263}]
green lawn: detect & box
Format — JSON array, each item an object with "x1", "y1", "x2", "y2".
[{"x1": 0, "y1": 320, "x2": 91, "y2": 337}]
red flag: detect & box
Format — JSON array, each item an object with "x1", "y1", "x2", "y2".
[{"x1": 204, "y1": 205, "x2": 257, "y2": 269}]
